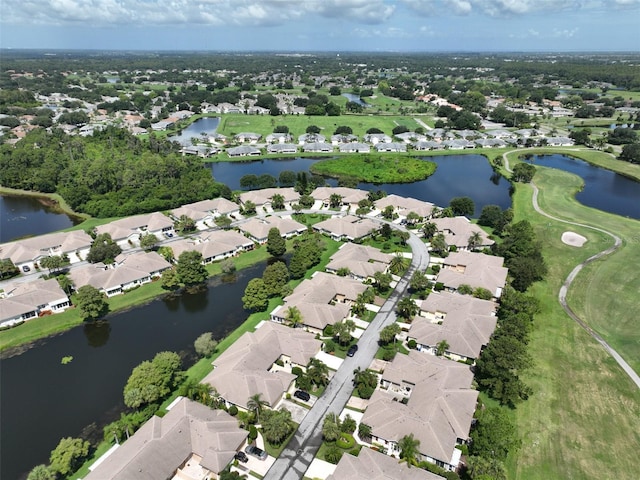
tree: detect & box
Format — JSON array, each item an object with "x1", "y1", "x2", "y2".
[
  {"x1": 262, "y1": 261, "x2": 289, "y2": 297},
  {"x1": 214, "y1": 215, "x2": 232, "y2": 229},
  {"x1": 194, "y1": 332, "x2": 218, "y2": 357},
  {"x1": 410, "y1": 270, "x2": 430, "y2": 297},
  {"x1": 381, "y1": 205, "x2": 395, "y2": 220},
  {"x1": 398, "y1": 433, "x2": 421, "y2": 467},
  {"x1": 40, "y1": 255, "x2": 64, "y2": 274},
  {"x1": 242, "y1": 278, "x2": 269, "y2": 312},
  {"x1": 353, "y1": 367, "x2": 378, "y2": 399},
  {"x1": 358, "y1": 422, "x2": 372, "y2": 440},
  {"x1": 74, "y1": 285, "x2": 109, "y2": 321},
  {"x1": 511, "y1": 163, "x2": 536, "y2": 183},
  {"x1": 322, "y1": 413, "x2": 341, "y2": 441},
  {"x1": 87, "y1": 233, "x2": 122, "y2": 264},
  {"x1": 242, "y1": 200, "x2": 257, "y2": 215},
  {"x1": 27, "y1": 465, "x2": 55, "y2": 480},
  {"x1": 139, "y1": 233, "x2": 158, "y2": 250},
  {"x1": 449, "y1": 196, "x2": 475, "y2": 217},
  {"x1": 389, "y1": 254, "x2": 410, "y2": 275},
  {"x1": 422, "y1": 222, "x2": 437, "y2": 240},
  {"x1": 285, "y1": 305, "x2": 303, "y2": 328},
  {"x1": 123, "y1": 351, "x2": 182, "y2": 408},
  {"x1": 176, "y1": 251, "x2": 208, "y2": 287},
  {"x1": 333, "y1": 319, "x2": 356, "y2": 345},
  {"x1": 470, "y1": 407, "x2": 520, "y2": 461},
  {"x1": 262, "y1": 408, "x2": 294, "y2": 445},
  {"x1": 436, "y1": 339, "x2": 449, "y2": 356},
  {"x1": 329, "y1": 193, "x2": 343, "y2": 209},
  {"x1": 174, "y1": 214, "x2": 196, "y2": 234},
  {"x1": 430, "y1": 233, "x2": 448, "y2": 255},
  {"x1": 266, "y1": 227, "x2": 286, "y2": 257},
  {"x1": 379, "y1": 223, "x2": 393, "y2": 240},
  {"x1": 161, "y1": 267, "x2": 181, "y2": 291},
  {"x1": 220, "y1": 471, "x2": 248, "y2": 480},
  {"x1": 379, "y1": 322, "x2": 401, "y2": 345},
  {"x1": 397, "y1": 296, "x2": 419, "y2": 320},
  {"x1": 271, "y1": 193, "x2": 285, "y2": 210},
  {"x1": 179, "y1": 379, "x2": 214, "y2": 405},
  {"x1": 620, "y1": 143, "x2": 640, "y2": 164},
  {"x1": 373, "y1": 271, "x2": 393, "y2": 293},
  {"x1": 0, "y1": 258, "x2": 19, "y2": 280},
  {"x1": 279, "y1": 170, "x2": 296, "y2": 186},
  {"x1": 468, "y1": 231, "x2": 483, "y2": 250},
  {"x1": 247, "y1": 393, "x2": 269, "y2": 423},
  {"x1": 307, "y1": 358, "x2": 329, "y2": 387},
  {"x1": 49, "y1": 437, "x2": 90, "y2": 476},
  {"x1": 324, "y1": 443, "x2": 343, "y2": 464}
]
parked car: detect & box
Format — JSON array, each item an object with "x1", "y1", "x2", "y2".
[
  {"x1": 234, "y1": 451, "x2": 248, "y2": 463},
  {"x1": 347, "y1": 344, "x2": 358, "y2": 357},
  {"x1": 294, "y1": 390, "x2": 310, "y2": 402},
  {"x1": 245, "y1": 445, "x2": 267, "y2": 460},
  {"x1": 22, "y1": 265, "x2": 31, "y2": 272}
]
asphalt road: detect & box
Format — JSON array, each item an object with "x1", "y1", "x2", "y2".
[{"x1": 264, "y1": 229, "x2": 430, "y2": 480}]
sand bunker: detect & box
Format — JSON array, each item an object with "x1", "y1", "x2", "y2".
[{"x1": 562, "y1": 231, "x2": 587, "y2": 247}]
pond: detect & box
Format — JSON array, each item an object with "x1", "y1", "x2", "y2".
[
  {"x1": 0, "y1": 195, "x2": 81, "y2": 244},
  {"x1": 209, "y1": 154, "x2": 512, "y2": 217},
  {"x1": 523, "y1": 154, "x2": 640, "y2": 219},
  {"x1": 168, "y1": 116, "x2": 220, "y2": 146},
  {"x1": 0, "y1": 262, "x2": 267, "y2": 480},
  {"x1": 342, "y1": 93, "x2": 370, "y2": 107}
]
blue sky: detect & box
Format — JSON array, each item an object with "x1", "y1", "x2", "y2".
[{"x1": 1, "y1": 0, "x2": 639, "y2": 52}]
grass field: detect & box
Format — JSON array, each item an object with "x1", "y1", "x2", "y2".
[{"x1": 503, "y1": 153, "x2": 640, "y2": 480}]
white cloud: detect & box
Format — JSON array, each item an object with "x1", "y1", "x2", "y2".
[{"x1": 1, "y1": 0, "x2": 396, "y2": 27}]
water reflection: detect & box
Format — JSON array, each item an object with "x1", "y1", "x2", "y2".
[{"x1": 84, "y1": 321, "x2": 111, "y2": 348}]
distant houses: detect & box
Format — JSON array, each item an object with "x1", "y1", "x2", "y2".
[{"x1": 0, "y1": 278, "x2": 70, "y2": 328}]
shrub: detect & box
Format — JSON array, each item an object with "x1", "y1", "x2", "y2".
[
  {"x1": 291, "y1": 366, "x2": 303, "y2": 376},
  {"x1": 249, "y1": 425, "x2": 258, "y2": 441},
  {"x1": 324, "y1": 339, "x2": 336, "y2": 353},
  {"x1": 434, "y1": 282, "x2": 445, "y2": 292},
  {"x1": 228, "y1": 405, "x2": 238, "y2": 416},
  {"x1": 324, "y1": 325, "x2": 334, "y2": 337},
  {"x1": 336, "y1": 433, "x2": 355, "y2": 449},
  {"x1": 382, "y1": 347, "x2": 396, "y2": 361},
  {"x1": 407, "y1": 339, "x2": 417, "y2": 349}
]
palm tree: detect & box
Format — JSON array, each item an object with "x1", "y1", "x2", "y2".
[
  {"x1": 57, "y1": 275, "x2": 74, "y2": 295},
  {"x1": 379, "y1": 323, "x2": 401, "y2": 345},
  {"x1": 333, "y1": 319, "x2": 356, "y2": 346},
  {"x1": 436, "y1": 339, "x2": 450, "y2": 357},
  {"x1": 262, "y1": 408, "x2": 294, "y2": 445},
  {"x1": 271, "y1": 193, "x2": 285, "y2": 210},
  {"x1": 389, "y1": 254, "x2": 410, "y2": 275},
  {"x1": 468, "y1": 231, "x2": 483, "y2": 251},
  {"x1": 329, "y1": 193, "x2": 343, "y2": 209},
  {"x1": 285, "y1": 306, "x2": 303, "y2": 328},
  {"x1": 307, "y1": 358, "x2": 329, "y2": 387},
  {"x1": 398, "y1": 433, "x2": 421, "y2": 468},
  {"x1": 396, "y1": 297, "x2": 419, "y2": 321},
  {"x1": 246, "y1": 393, "x2": 269, "y2": 424},
  {"x1": 422, "y1": 222, "x2": 437, "y2": 240}
]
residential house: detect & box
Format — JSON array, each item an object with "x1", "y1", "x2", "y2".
[
  {"x1": 437, "y1": 251, "x2": 508, "y2": 299},
  {"x1": 238, "y1": 187, "x2": 300, "y2": 210},
  {"x1": 171, "y1": 198, "x2": 240, "y2": 230},
  {"x1": 0, "y1": 278, "x2": 70, "y2": 328},
  {"x1": 364, "y1": 133, "x2": 392, "y2": 144},
  {"x1": 362, "y1": 352, "x2": 478, "y2": 472},
  {"x1": 96, "y1": 212, "x2": 174, "y2": 248},
  {"x1": 69, "y1": 251, "x2": 171, "y2": 297},
  {"x1": 234, "y1": 132, "x2": 261, "y2": 143},
  {"x1": 339, "y1": 142, "x2": 371, "y2": 153},
  {"x1": 202, "y1": 322, "x2": 321, "y2": 410},
  {"x1": 395, "y1": 132, "x2": 426, "y2": 143},
  {"x1": 170, "y1": 230, "x2": 254, "y2": 264},
  {"x1": 267, "y1": 143, "x2": 298, "y2": 154},
  {"x1": 431, "y1": 217, "x2": 494, "y2": 251},
  {"x1": 408, "y1": 292, "x2": 497, "y2": 363},
  {"x1": 441, "y1": 139, "x2": 473, "y2": 150},
  {"x1": 237, "y1": 216, "x2": 306, "y2": 243},
  {"x1": 298, "y1": 133, "x2": 326, "y2": 144},
  {"x1": 303, "y1": 142, "x2": 333, "y2": 153},
  {"x1": 313, "y1": 215, "x2": 378, "y2": 241},
  {"x1": 217, "y1": 103, "x2": 244, "y2": 114},
  {"x1": 270, "y1": 272, "x2": 367, "y2": 334},
  {"x1": 413, "y1": 140, "x2": 442, "y2": 151},
  {"x1": 374, "y1": 142, "x2": 407, "y2": 153},
  {"x1": 474, "y1": 138, "x2": 507, "y2": 148},
  {"x1": 374, "y1": 195, "x2": 435, "y2": 222},
  {"x1": 331, "y1": 134, "x2": 358, "y2": 145},
  {"x1": 327, "y1": 447, "x2": 445, "y2": 480},
  {"x1": 545, "y1": 136, "x2": 574, "y2": 146},
  {"x1": 265, "y1": 132, "x2": 293, "y2": 144},
  {"x1": 0, "y1": 230, "x2": 93, "y2": 272},
  {"x1": 310, "y1": 187, "x2": 369, "y2": 210},
  {"x1": 325, "y1": 243, "x2": 394, "y2": 282},
  {"x1": 227, "y1": 145, "x2": 261, "y2": 157},
  {"x1": 84, "y1": 398, "x2": 248, "y2": 480}
]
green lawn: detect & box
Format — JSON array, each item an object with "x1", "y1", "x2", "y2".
[{"x1": 503, "y1": 154, "x2": 640, "y2": 480}]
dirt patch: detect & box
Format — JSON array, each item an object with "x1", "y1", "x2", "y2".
[{"x1": 561, "y1": 231, "x2": 587, "y2": 247}]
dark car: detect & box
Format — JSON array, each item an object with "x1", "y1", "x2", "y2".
[
  {"x1": 234, "y1": 451, "x2": 248, "y2": 463},
  {"x1": 245, "y1": 445, "x2": 267, "y2": 460},
  {"x1": 294, "y1": 390, "x2": 311, "y2": 402},
  {"x1": 347, "y1": 344, "x2": 358, "y2": 357},
  {"x1": 22, "y1": 265, "x2": 31, "y2": 272}
]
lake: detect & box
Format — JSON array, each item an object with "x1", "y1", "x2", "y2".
[
  {"x1": 342, "y1": 93, "x2": 370, "y2": 107},
  {"x1": 524, "y1": 154, "x2": 640, "y2": 219},
  {"x1": 168, "y1": 116, "x2": 220, "y2": 146},
  {"x1": 0, "y1": 195, "x2": 80, "y2": 244},
  {"x1": 209, "y1": 154, "x2": 512, "y2": 217},
  {"x1": 0, "y1": 263, "x2": 266, "y2": 480}
]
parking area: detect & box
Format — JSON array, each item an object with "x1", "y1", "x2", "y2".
[{"x1": 277, "y1": 398, "x2": 312, "y2": 424}]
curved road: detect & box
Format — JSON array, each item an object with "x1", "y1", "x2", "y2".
[
  {"x1": 263, "y1": 227, "x2": 429, "y2": 480},
  {"x1": 503, "y1": 150, "x2": 640, "y2": 389}
]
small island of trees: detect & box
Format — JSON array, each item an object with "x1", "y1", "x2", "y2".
[{"x1": 309, "y1": 155, "x2": 436, "y2": 184}]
